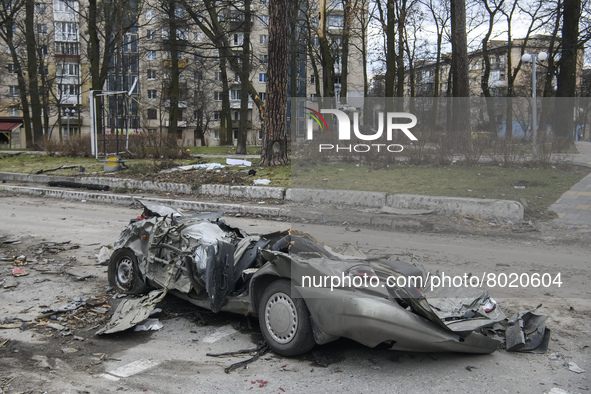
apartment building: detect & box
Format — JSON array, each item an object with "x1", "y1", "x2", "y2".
[
  {"x1": 410, "y1": 36, "x2": 585, "y2": 98},
  {"x1": 0, "y1": 0, "x2": 366, "y2": 149}
]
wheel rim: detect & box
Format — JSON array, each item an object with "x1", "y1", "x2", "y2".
[
  {"x1": 264, "y1": 291, "x2": 298, "y2": 344},
  {"x1": 116, "y1": 257, "x2": 133, "y2": 290}
]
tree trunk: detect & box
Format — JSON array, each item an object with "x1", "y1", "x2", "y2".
[
  {"x1": 236, "y1": 0, "x2": 251, "y2": 155},
  {"x1": 219, "y1": 56, "x2": 233, "y2": 145},
  {"x1": 450, "y1": 0, "x2": 470, "y2": 146},
  {"x1": 384, "y1": 0, "x2": 396, "y2": 98},
  {"x1": 260, "y1": 0, "x2": 288, "y2": 166},
  {"x1": 318, "y1": 0, "x2": 335, "y2": 98},
  {"x1": 554, "y1": 0, "x2": 580, "y2": 150},
  {"x1": 396, "y1": 0, "x2": 406, "y2": 97},
  {"x1": 25, "y1": 0, "x2": 43, "y2": 146},
  {"x1": 167, "y1": 0, "x2": 180, "y2": 138}
]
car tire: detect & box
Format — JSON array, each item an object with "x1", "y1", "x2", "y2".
[
  {"x1": 258, "y1": 279, "x2": 315, "y2": 356},
  {"x1": 108, "y1": 248, "x2": 149, "y2": 295}
]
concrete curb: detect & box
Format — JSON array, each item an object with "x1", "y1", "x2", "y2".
[
  {"x1": 0, "y1": 172, "x2": 524, "y2": 221},
  {"x1": 0, "y1": 184, "x2": 289, "y2": 218},
  {"x1": 386, "y1": 194, "x2": 524, "y2": 222}
]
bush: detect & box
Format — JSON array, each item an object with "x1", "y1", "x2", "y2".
[{"x1": 41, "y1": 133, "x2": 190, "y2": 160}]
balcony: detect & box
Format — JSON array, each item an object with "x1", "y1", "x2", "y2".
[
  {"x1": 164, "y1": 100, "x2": 187, "y2": 108},
  {"x1": 59, "y1": 95, "x2": 81, "y2": 105},
  {"x1": 165, "y1": 120, "x2": 187, "y2": 127}
]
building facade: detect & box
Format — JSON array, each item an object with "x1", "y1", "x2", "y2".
[{"x1": 0, "y1": 0, "x2": 366, "y2": 149}]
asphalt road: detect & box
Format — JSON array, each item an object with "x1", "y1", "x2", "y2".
[{"x1": 0, "y1": 196, "x2": 589, "y2": 393}]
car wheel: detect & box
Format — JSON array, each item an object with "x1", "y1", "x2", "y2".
[
  {"x1": 108, "y1": 248, "x2": 149, "y2": 295},
  {"x1": 258, "y1": 279, "x2": 315, "y2": 356}
]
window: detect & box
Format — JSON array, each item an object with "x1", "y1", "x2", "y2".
[
  {"x1": 230, "y1": 89, "x2": 241, "y2": 100},
  {"x1": 146, "y1": 50, "x2": 157, "y2": 60},
  {"x1": 234, "y1": 73, "x2": 240, "y2": 82},
  {"x1": 194, "y1": 71, "x2": 202, "y2": 80},
  {"x1": 259, "y1": 54, "x2": 268, "y2": 64},
  {"x1": 214, "y1": 91, "x2": 223, "y2": 101},
  {"x1": 259, "y1": 92, "x2": 266, "y2": 101},
  {"x1": 213, "y1": 129, "x2": 220, "y2": 140},
  {"x1": 147, "y1": 128, "x2": 157, "y2": 133},
  {"x1": 234, "y1": 111, "x2": 240, "y2": 121},
  {"x1": 259, "y1": 35, "x2": 268, "y2": 45},
  {"x1": 174, "y1": 6, "x2": 186, "y2": 18},
  {"x1": 56, "y1": 63, "x2": 79, "y2": 76},
  {"x1": 147, "y1": 69, "x2": 156, "y2": 79},
  {"x1": 328, "y1": 14, "x2": 344, "y2": 29},
  {"x1": 213, "y1": 111, "x2": 221, "y2": 120},
  {"x1": 147, "y1": 109, "x2": 157, "y2": 119},
  {"x1": 310, "y1": 75, "x2": 315, "y2": 84},
  {"x1": 233, "y1": 33, "x2": 243, "y2": 46},
  {"x1": 214, "y1": 72, "x2": 222, "y2": 81},
  {"x1": 9, "y1": 106, "x2": 19, "y2": 116},
  {"x1": 147, "y1": 90, "x2": 157, "y2": 99},
  {"x1": 55, "y1": 42, "x2": 78, "y2": 55},
  {"x1": 310, "y1": 93, "x2": 318, "y2": 102},
  {"x1": 7, "y1": 64, "x2": 15, "y2": 74},
  {"x1": 258, "y1": 129, "x2": 262, "y2": 140},
  {"x1": 9, "y1": 86, "x2": 19, "y2": 96},
  {"x1": 177, "y1": 27, "x2": 188, "y2": 41},
  {"x1": 53, "y1": 0, "x2": 78, "y2": 12},
  {"x1": 146, "y1": 29, "x2": 155, "y2": 40},
  {"x1": 35, "y1": 3, "x2": 46, "y2": 13},
  {"x1": 145, "y1": 9, "x2": 155, "y2": 19},
  {"x1": 40, "y1": 45, "x2": 48, "y2": 55},
  {"x1": 258, "y1": 15, "x2": 269, "y2": 25},
  {"x1": 123, "y1": 33, "x2": 137, "y2": 53},
  {"x1": 233, "y1": 129, "x2": 238, "y2": 140},
  {"x1": 37, "y1": 24, "x2": 47, "y2": 34},
  {"x1": 54, "y1": 22, "x2": 78, "y2": 41},
  {"x1": 259, "y1": 73, "x2": 267, "y2": 83}
]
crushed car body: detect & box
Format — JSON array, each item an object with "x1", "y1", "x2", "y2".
[{"x1": 102, "y1": 200, "x2": 549, "y2": 356}]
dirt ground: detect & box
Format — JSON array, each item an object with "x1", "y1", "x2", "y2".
[{"x1": 0, "y1": 196, "x2": 589, "y2": 393}]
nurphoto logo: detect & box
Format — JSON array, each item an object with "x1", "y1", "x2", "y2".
[{"x1": 305, "y1": 108, "x2": 418, "y2": 153}]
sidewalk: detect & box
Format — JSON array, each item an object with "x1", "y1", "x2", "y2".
[{"x1": 550, "y1": 141, "x2": 591, "y2": 226}]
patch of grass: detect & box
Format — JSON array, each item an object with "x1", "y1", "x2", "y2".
[
  {"x1": 0, "y1": 154, "x2": 103, "y2": 175},
  {"x1": 292, "y1": 163, "x2": 588, "y2": 220},
  {"x1": 2, "y1": 152, "x2": 586, "y2": 220}
]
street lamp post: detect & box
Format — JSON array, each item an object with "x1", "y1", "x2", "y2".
[
  {"x1": 65, "y1": 108, "x2": 71, "y2": 138},
  {"x1": 521, "y1": 51, "x2": 547, "y2": 156},
  {"x1": 65, "y1": 108, "x2": 77, "y2": 138}
]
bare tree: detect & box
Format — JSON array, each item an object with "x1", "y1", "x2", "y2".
[
  {"x1": 554, "y1": 0, "x2": 581, "y2": 150},
  {"x1": 260, "y1": 0, "x2": 288, "y2": 166},
  {"x1": 236, "y1": 0, "x2": 251, "y2": 154},
  {"x1": 0, "y1": 0, "x2": 34, "y2": 146}
]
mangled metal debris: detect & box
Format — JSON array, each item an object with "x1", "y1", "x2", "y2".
[
  {"x1": 99, "y1": 200, "x2": 551, "y2": 356},
  {"x1": 505, "y1": 305, "x2": 551, "y2": 353},
  {"x1": 207, "y1": 342, "x2": 270, "y2": 374},
  {"x1": 96, "y1": 289, "x2": 166, "y2": 335}
]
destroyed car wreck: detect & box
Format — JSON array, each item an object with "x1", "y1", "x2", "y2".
[{"x1": 102, "y1": 201, "x2": 549, "y2": 356}]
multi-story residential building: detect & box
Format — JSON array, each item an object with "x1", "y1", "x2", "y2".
[
  {"x1": 409, "y1": 36, "x2": 585, "y2": 98},
  {"x1": 0, "y1": 0, "x2": 366, "y2": 149}
]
